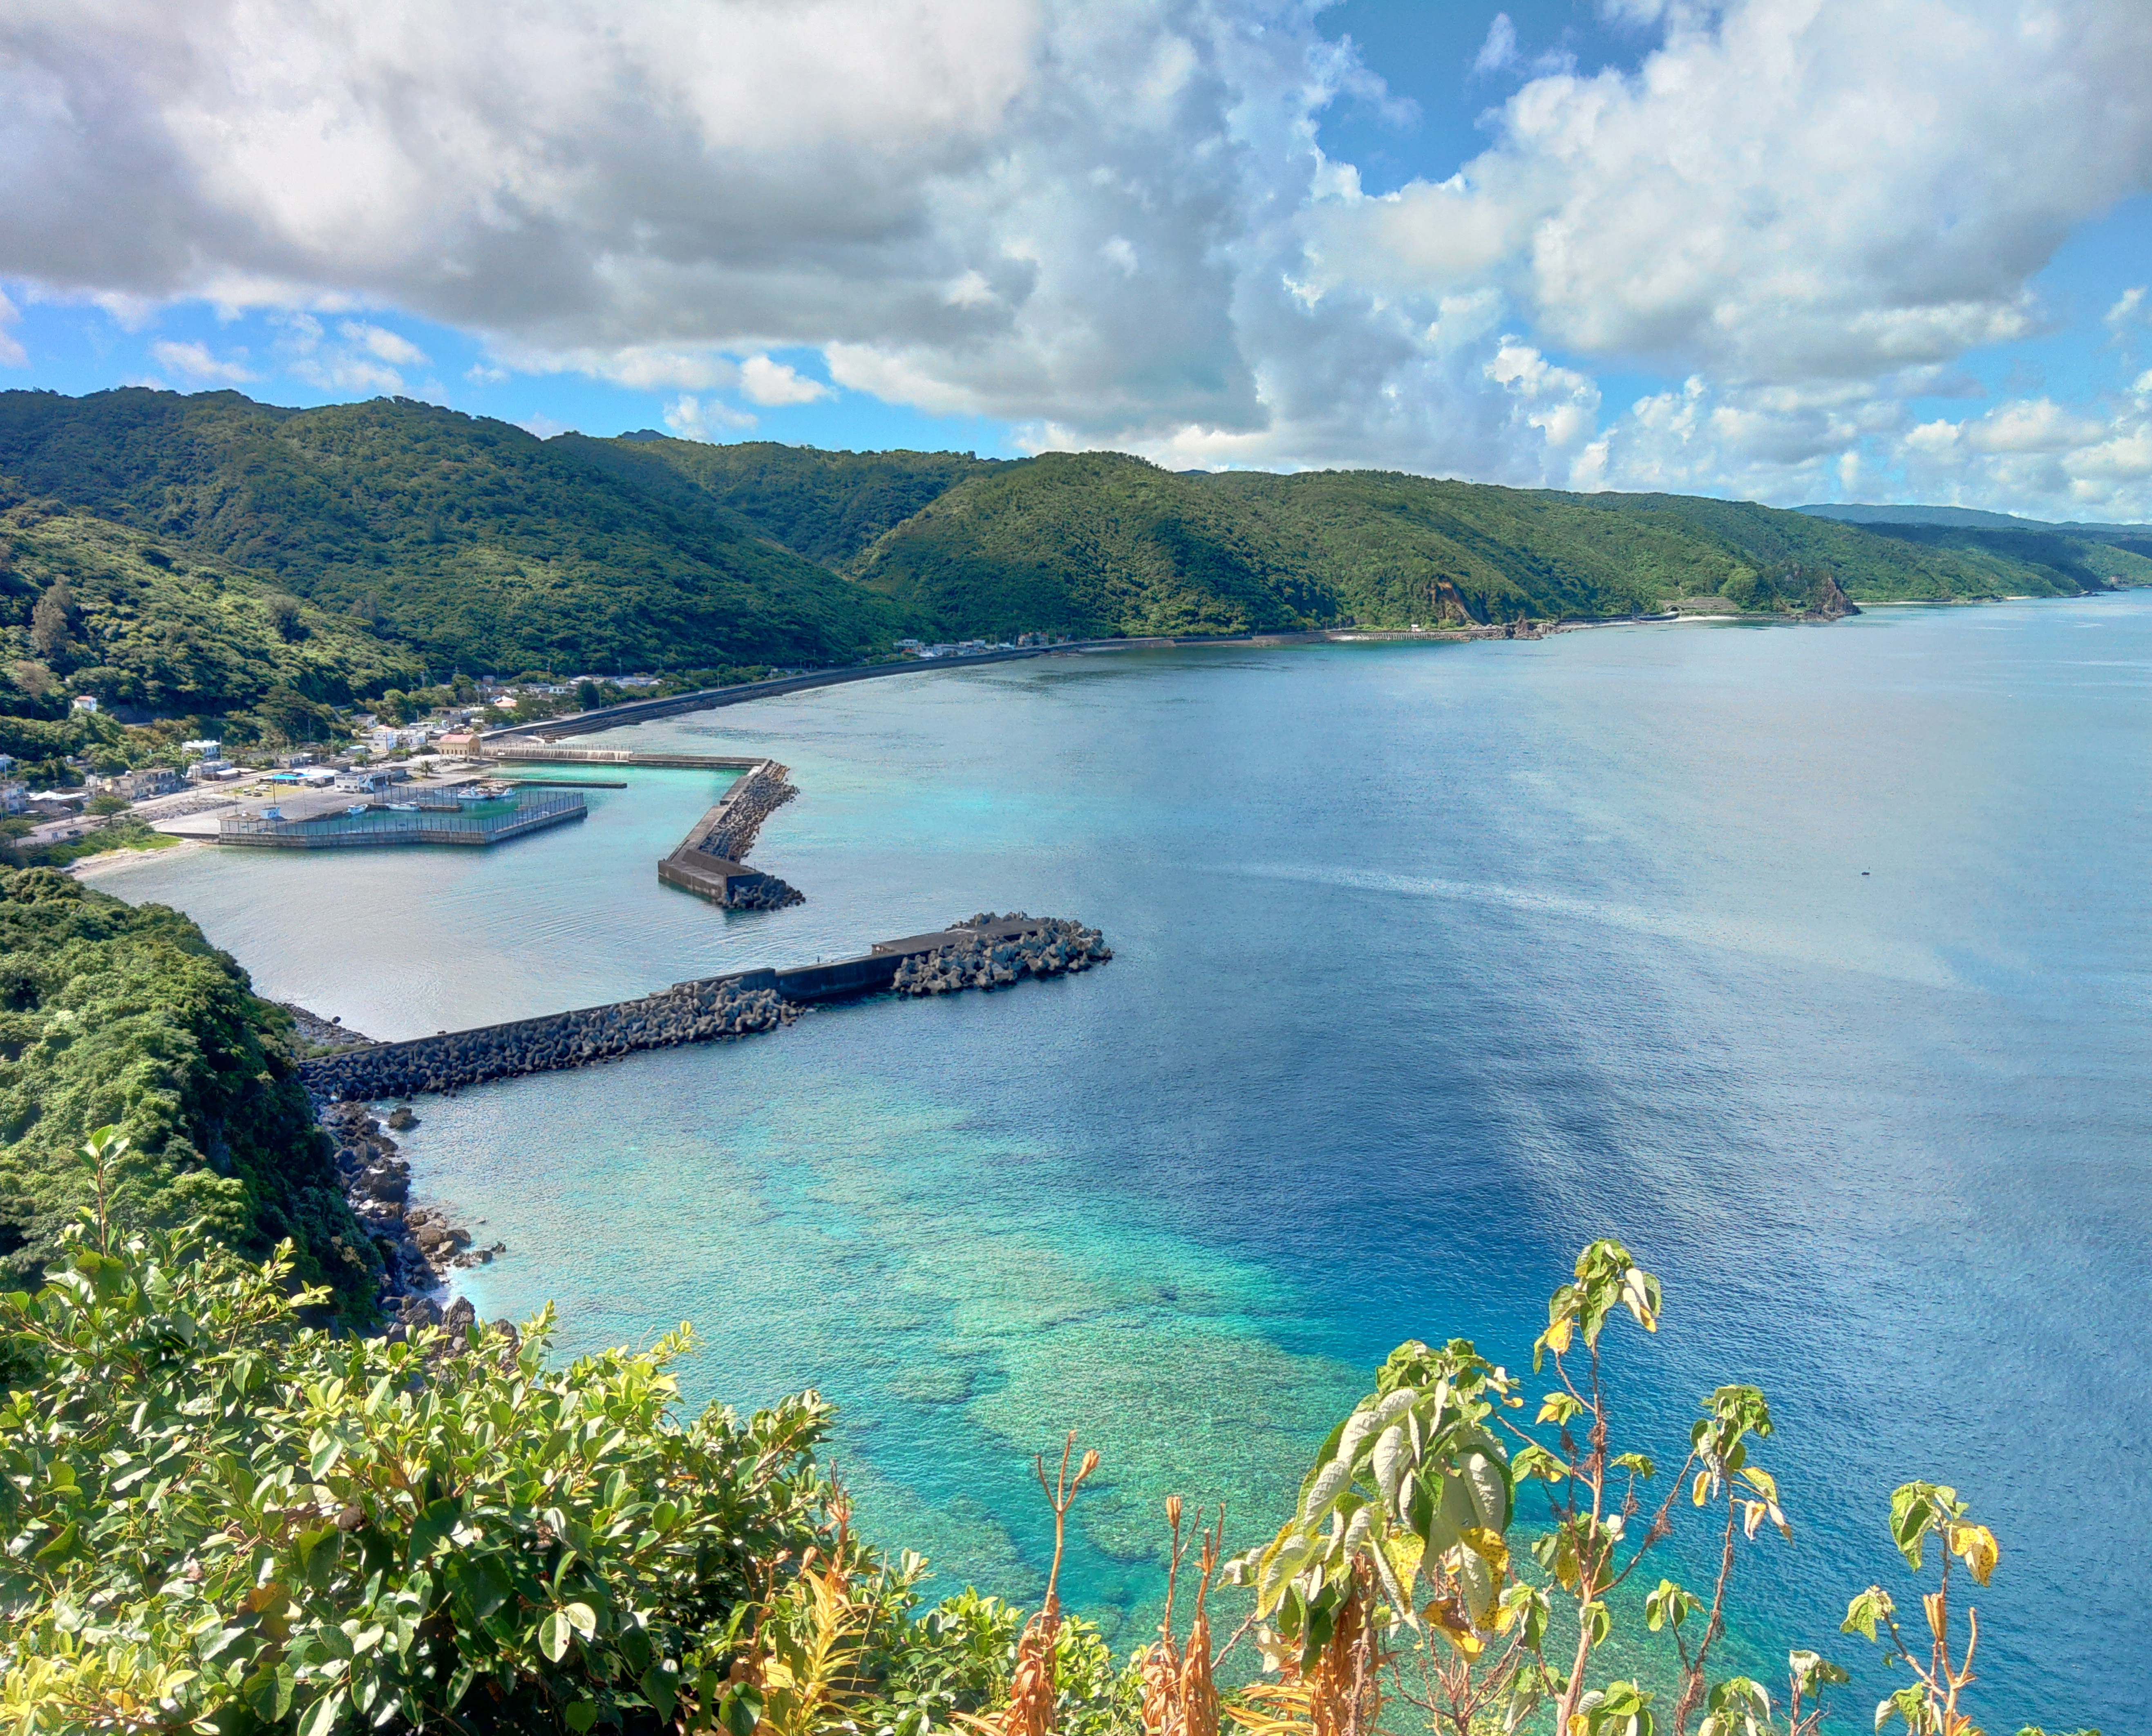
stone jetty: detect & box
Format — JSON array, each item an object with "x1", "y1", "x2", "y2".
[
  {"x1": 891, "y1": 913, "x2": 1111, "y2": 993},
  {"x1": 303, "y1": 973, "x2": 796, "y2": 1100},
  {"x1": 300, "y1": 913, "x2": 1110, "y2": 1102},
  {"x1": 656, "y1": 759, "x2": 805, "y2": 908}
]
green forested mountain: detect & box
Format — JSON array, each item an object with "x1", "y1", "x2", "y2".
[
  {"x1": 841, "y1": 454, "x2": 2148, "y2": 637},
  {"x1": 0, "y1": 867, "x2": 377, "y2": 1321},
  {"x1": 0, "y1": 389, "x2": 2143, "y2": 699},
  {"x1": 0, "y1": 389, "x2": 904, "y2": 675},
  {"x1": 0, "y1": 489, "x2": 423, "y2": 766},
  {"x1": 578, "y1": 435, "x2": 999, "y2": 568}
]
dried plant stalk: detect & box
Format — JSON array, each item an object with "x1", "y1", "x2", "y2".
[
  {"x1": 970, "y1": 1433, "x2": 1099, "y2": 1736},
  {"x1": 1178, "y1": 1511, "x2": 1223, "y2": 1736}
]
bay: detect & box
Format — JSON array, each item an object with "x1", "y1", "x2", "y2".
[{"x1": 95, "y1": 597, "x2": 2152, "y2": 1731}]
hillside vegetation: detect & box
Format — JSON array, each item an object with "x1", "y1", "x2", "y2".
[
  {"x1": 0, "y1": 868, "x2": 377, "y2": 1322},
  {"x1": 0, "y1": 490, "x2": 424, "y2": 768},
  {"x1": 0, "y1": 390, "x2": 904, "y2": 675},
  {"x1": 0, "y1": 390, "x2": 2143, "y2": 704},
  {"x1": 577, "y1": 436, "x2": 998, "y2": 568},
  {"x1": 843, "y1": 454, "x2": 2145, "y2": 637}
]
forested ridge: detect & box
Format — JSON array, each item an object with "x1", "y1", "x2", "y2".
[
  {"x1": 0, "y1": 387, "x2": 2145, "y2": 760},
  {"x1": 0, "y1": 868, "x2": 376, "y2": 1323}
]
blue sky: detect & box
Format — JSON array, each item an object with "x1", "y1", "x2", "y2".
[{"x1": 3, "y1": 0, "x2": 2148, "y2": 517}]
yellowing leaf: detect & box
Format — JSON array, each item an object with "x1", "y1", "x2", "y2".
[
  {"x1": 1460, "y1": 1525, "x2": 1509, "y2": 1578},
  {"x1": 1947, "y1": 1522, "x2": 1998, "y2": 1587}
]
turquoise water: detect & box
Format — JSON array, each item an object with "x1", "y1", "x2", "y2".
[{"x1": 97, "y1": 600, "x2": 2152, "y2": 1730}]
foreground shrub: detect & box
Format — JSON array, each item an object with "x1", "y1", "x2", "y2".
[
  {"x1": 0, "y1": 1213, "x2": 830, "y2": 1734},
  {"x1": 0, "y1": 1166, "x2": 2098, "y2": 1736}
]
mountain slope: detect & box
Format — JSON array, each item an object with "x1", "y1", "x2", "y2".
[
  {"x1": 0, "y1": 389, "x2": 907, "y2": 673},
  {"x1": 581, "y1": 436, "x2": 1000, "y2": 569},
  {"x1": 0, "y1": 488, "x2": 423, "y2": 728},
  {"x1": 843, "y1": 454, "x2": 2119, "y2": 638},
  {"x1": 0, "y1": 867, "x2": 378, "y2": 1322}
]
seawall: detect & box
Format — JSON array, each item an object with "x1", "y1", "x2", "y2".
[
  {"x1": 481, "y1": 632, "x2": 1338, "y2": 743},
  {"x1": 656, "y1": 758, "x2": 803, "y2": 908},
  {"x1": 299, "y1": 915, "x2": 1108, "y2": 1101}
]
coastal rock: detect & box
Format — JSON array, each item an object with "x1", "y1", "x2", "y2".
[
  {"x1": 890, "y1": 914, "x2": 1113, "y2": 997},
  {"x1": 387, "y1": 1105, "x2": 418, "y2": 1130}
]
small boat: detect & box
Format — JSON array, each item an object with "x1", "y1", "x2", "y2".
[
  {"x1": 346, "y1": 803, "x2": 370, "y2": 816},
  {"x1": 385, "y1": 801, "x2": 421, "y2": 812}
]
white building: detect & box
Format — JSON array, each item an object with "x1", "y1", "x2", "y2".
[
  {"x1": 70, "y1": 695, "x2": 98, "y2": 714},
  {"x1": 0, "y1": 783, "x2": 27, "y2": 815}
]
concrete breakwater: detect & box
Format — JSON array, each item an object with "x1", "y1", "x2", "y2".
[
  {"x1": 303, "y1": 973, "x2": 797, "y2": 1100},
  {"x1": 656, "y1": 759, "x2": 805, "y2": 909},
  {"x1": 891, "y1": 914, "x2": 1111, "y2": 993},
  {"x1": 489, "y1": 745, "x2": 763, "y2": 771},
  {"x1": 299, "y1": 913, "x2": 1107, "y2": 1101}
]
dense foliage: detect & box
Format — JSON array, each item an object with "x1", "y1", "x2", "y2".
[
  {"x1": 0, "y1": 392, "x2": 904, "y2": 676},
  {"x1": 0, "y1": 492, "x2": 422, "y2": 756},
  {"x1": 0, "y1": 1204, "x2": 2097, "y2": 1736},
  {"x1": 848, "y1": 456, "x2": 2146, "y2": 639},
  {"x1": 570, "y1": 439, "x2": 997, "y2": 571},
  {"x1": 0, "y1": 870, "x2": 375, "y2": 1322}
]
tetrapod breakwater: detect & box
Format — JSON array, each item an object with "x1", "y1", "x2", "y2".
[
  {"x1": 299, "y1": 914, "x2": 1112, "y2": 1101},
  {"x1": 655, "y1": 759, "x2": 804, "y2": 909}
]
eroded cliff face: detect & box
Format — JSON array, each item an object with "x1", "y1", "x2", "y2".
[{"x1": 1813, "y1": 571, "x2": 1861, "y2": 619}]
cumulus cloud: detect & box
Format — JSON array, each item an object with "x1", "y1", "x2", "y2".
[
  {"x1": 149, "y1": 338, "x2": 255, "y2": 382},
  {"x1": 0, "y1": 0, "x2": 2150, "y2": 512},
  {"x1": 663, "y1": 394, "x2": 756, "y2": 441},
  {"x1": 738, "y1": 355, "x2": 828, "y2": 407}
]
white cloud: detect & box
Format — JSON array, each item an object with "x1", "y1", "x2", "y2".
[
  {"x1": 2106, "y1": 286, "x2": 2146, "y2": 331},
  {"x1": 1473, "y1": 13, "x2": 1518, "y2": 76},
  {"x1": 1962, "y1": 398, "x2": 2108, "y2": 455},
  {"x1": 0, "y1": 0, "x2": 2148, "y2": 513},
  {"x1": 662, "y1": 394, "x2": 756, "y2": 441},
  {"x1": 0, "y1": 290, "x2": 23, "y2": 366},
  {"x1": 339, "y1": 320, "x2": 428, "y2": 367},
  {"x1": 738, "y1": 354, "x2": 828, "y2": 406},
  {"x1": 149, "y1": 337, "x2": 255, "y2": 382}
]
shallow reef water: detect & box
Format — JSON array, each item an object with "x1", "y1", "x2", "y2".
[{"x1": 100, "y1": 597, "x2": 2152, "y2": 1730}]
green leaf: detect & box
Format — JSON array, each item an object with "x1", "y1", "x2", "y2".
[
  {"x1": 308, "y1": 1429, "x2": 345, "y2": 1479},
  {"x1": 297, "y1": 1689, "x2": 344, "y2": 1736},
  {"x1": 563, "y1": 1601, "x2": 597, "y2": 1640},
  {"x1": 539, "y1": 1612, "x2": 570, "y2": 1663},
  {"x1": 407, "y1": 1496, "x2": 461, "y2": 1564},
  {"x1": 564, "y1": 1703, "x2": 597, "y2": 1733},
  {"x1": 720, "y1": 1682, "x2": 765, "y2": 1736},
  {"x1": 641, "y1": 1664, "x2": 679, "y2": 1722}
]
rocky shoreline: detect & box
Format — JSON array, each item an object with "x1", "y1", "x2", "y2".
[
  {"x1": 320, "y1": 1097, "x2": 503, "y2": 1338},
  {"x1": 891, "y1": 913, "x2": 1112, "y2": 994}
]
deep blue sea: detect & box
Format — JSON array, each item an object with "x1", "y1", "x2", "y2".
[{"x1": 98, "y1": 599, "x2": 2152, "y2": 1732}]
